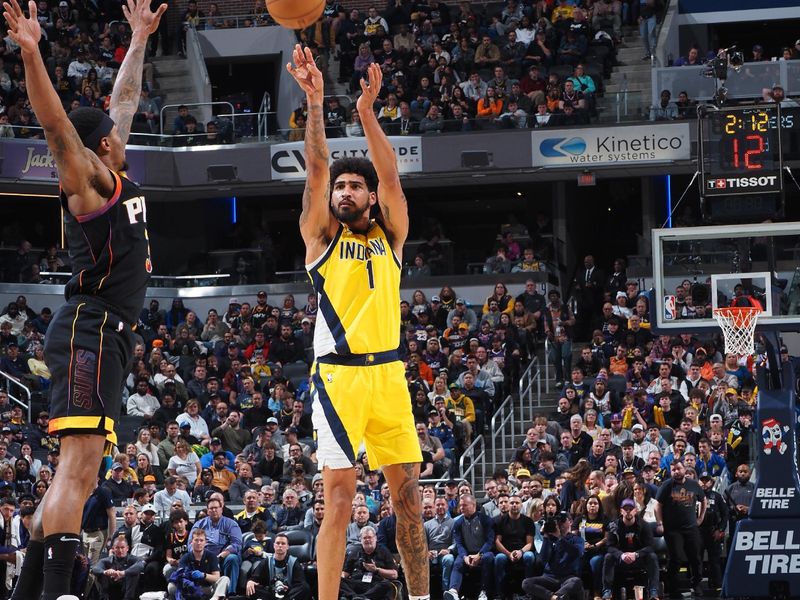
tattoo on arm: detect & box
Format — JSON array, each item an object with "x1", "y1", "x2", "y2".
[
  {"x1": 109, "y1": 37, "x2": 147, "y2": 146},
  {"x1": 305, "y1": 104, "x2": 329, "y2": 163},
  {"x1": 300, "y1": 185, "x2": 312, "y2": 227}
]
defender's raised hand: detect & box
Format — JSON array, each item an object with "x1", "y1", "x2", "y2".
[
  {"x1": 2, "y1": 0, "x2": 41, "y2": 54},
  {"x1": 286, "y1": 44, "x2": 324, "y2": 102},
  {"x1": 122, "y1": 0, "x2": 168, "y2": 37}
]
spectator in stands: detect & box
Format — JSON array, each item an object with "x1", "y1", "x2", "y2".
[
  {"x1": 127, "y1": 378, "x2": 160, "y2": 419},
  {"x1": 166, "y1": 439, "x2": 202, "y2": 488},
  {"x1": 639, "y1": 0, "x2": 661, "y2": 60},
  {"x1": 351, "y1": 42, "x2": 375, "y2": 93},
  {"x1": 172, "y1": 105, "x2": 194, "y2": 134},
  {"x1": 191, "y1": 497, "x2": 242, "y2": 594},
  {"x1": 601, "y1": 498, "x2": 659, "y2": 600},
  {"x1": 522, "y1": 511, "x2": 583, "y2": 600},
  {"x1": 673, "y1": 45, "x2": 703, "y2": 67},
  {"x1": 497, "y1": 98, "x2": 528, "y2": 128},
  {"x1": 243, "y1": 531, "x2": 311, "y2": 600},
  {"x1": 169, "y1": 527, "x2": 228, "y2": 600},
  {"x1": 323, "y1": 96, "x2": 347, "y2": 138},
  {"x1": 557, "y1": 30, "x2": 585, "y2": 67},
  {"x1": 102, "y1": 461, "x2": 135, "y2": 505},
  {"x1": 340, "y1": 525, "x2": 397, "y2": 600},
  {"x1": 91, "y1": 535, "x2": 144, "y2": 600},
  {"x1": 177, "y1": 0, "x2": 204, "y2": 56},
  {"x1": 444, "y1": 494, "x2": 494, "y2": 600},
  {"x1": 655, "y1": 460, "x2": 706, "y2": 596},
  {"x1": 650, "y1": 90, "x2": 677, "y2": 121},
  {"x1": 494, "y1": 494, "x2": 536, "y2": 595},
  {"x1": 154, "y1": 476, "x2": 192, "y2": 515},
  {"x1": 593, "y1": 0, "x2": 622, "y2": 41},
  {"x1": 475, "y1": 34, "x2": 502, "y2": 69},
  {"x1": 544, "y1": 290, "x2": 576, "y2": 388}
]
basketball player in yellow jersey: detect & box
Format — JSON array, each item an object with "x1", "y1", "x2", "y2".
[{"x1": 287, "y1": 46, "x2": 429, "y2": 600}]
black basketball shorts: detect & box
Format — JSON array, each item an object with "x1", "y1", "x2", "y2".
[{"x1": 44, "y1": 296, "x2": 136, "y2": 446}]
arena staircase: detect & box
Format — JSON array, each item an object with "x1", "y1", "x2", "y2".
[
  {"x1": 596, "y1": 25, "x2": 654, "y2": 123},
  {"x1": 150, "y1": 55, "x2": 203, "y2": 133},
  {"x1": 459, "y1": 350, "x2": 561, "y2": 492}
]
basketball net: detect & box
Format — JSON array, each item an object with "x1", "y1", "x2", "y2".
[{"x1": 713, "y1": 306, "x2": 760, "y2": 356}]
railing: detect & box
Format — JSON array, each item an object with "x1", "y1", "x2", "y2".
[
  {"x1": 541, "y1": 338, "x2": 554, "y2": 395},
  {"x1": 490, "y1": 394, "x2": 515, "y2": 474},
  {"x1": 159, "y1": 101, "x2": 235, "y2": 137},
  {"x1": 40, "y1": 272, "x2": 231, "y2": 288},
  {"x1": 185, "y1": 25, "x2": 213, "y2": 123},
  {"x1": 518, "y1": 355, "x2": 542, "y2": 425},
  {"x1": 0, "y1": 370, "x2": 32, "y2": 423},
  {"x1": 519, "y1": 357, "x2": 550, "y2": 414},
  {"x1": 458, "y1": 433, "x2": 487, "y2": 494},
  {"x1": 651, "y1": 59, "x2": 800, "y2": 107},
  {"x1": 258, "y1": 92, "x2": 272, "y2": 139},
  {"x1": 488, "y1": 356, "x2": 542, "y2": 473},
  {"x1": 195, "y1": 13, "x2": 276, "y2": 30}
]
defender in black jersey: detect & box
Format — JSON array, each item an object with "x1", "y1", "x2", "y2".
[
  {"x1": 46, "y1": 168, "x2": 152, "y2": 446},
  {"x1": 3, "y1": 2, "x2": 166, "y2": 599}
]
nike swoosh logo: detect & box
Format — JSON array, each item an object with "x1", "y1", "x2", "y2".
[{"x1": 59, "y1": 536, "x2": 81, "y2": 543}]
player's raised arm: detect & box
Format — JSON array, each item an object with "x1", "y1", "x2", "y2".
[
  {"x1": 287, "y1": 44, "x2": 337, "y2": 259},
  {"x1": 356, "y1": 63, "x2": 409, "y2": 254},
  {"x1": 110, "y1": 0, "x2": 167, "y2": 146},
  {"x1": 3, "y1": 0, "x2": 109, "y2": 211}
]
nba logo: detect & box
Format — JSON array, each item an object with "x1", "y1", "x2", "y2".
[{"x1": 664, "y1": 295, "x2": 677, "y2": 320}]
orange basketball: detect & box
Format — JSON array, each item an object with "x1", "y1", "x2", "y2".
[{"x1": 267, "y1": 0, "x2": 325, "y2": 29}]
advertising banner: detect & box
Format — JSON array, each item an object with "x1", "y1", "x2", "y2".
[
  {"x1": 531, "y1": 122, "x2": 691, "y2": 168},
  {"x1": 0, "y1": 139, "x2": 147, "y2": 183},
  {"x1": 269, "y1": 136, "x2": 423, "y2": 181}
]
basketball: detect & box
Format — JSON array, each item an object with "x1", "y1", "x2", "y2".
[{"x1": 267, "y1": 0, "x2": 325, "y2": 30}]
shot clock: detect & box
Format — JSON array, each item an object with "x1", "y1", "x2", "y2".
[{"x1": 699, "y1": 104, "x2": 783, "y2": 198}]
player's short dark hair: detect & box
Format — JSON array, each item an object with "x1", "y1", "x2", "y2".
[{"x1": 330, "y1": 157, "x2": 378, "y2": 193}]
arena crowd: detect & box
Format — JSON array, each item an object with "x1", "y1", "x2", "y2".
[{"x1": 0, "y1": 247, "x2": 770, "y2": 600}]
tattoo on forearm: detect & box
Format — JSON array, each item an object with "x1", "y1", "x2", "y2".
[
  {"x1": 300, "y1": 185, "x2": 312, "y2": 226},
  {"x1": 110, "y1": 37, "x2": 147, "y2": 146},
  {"x1": 305, "y1": 104, "x2": 329, "y2": 163},
  {"x1": 394, "y1": 462, "x2": 429, "y2": 596}
]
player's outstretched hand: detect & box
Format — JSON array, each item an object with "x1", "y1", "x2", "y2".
[
  {"x1": 123, "y1": 0, "x2": 167, "y2": 36},
  {"x1": 286, "y1": 44, "x2": 324, "y2": 102},
  {"x1": 357, "y1": 63, "x2": 383, "y2": 114},
  {"x1": 2, "y1": 0, "x2": 41, "y2": 53}
]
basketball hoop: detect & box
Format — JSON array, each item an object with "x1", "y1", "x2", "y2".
[{"x1": 713, "y1": 306, "x2": 761, "y2": 356}]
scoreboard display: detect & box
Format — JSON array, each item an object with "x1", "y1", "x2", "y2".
[{"x1": 699, "y1": 104, "x2": 783, "y2": 197}]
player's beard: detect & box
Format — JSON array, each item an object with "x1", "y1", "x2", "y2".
[{"x1": 332, "y1": 198, "x2": 369, "y2": 224}]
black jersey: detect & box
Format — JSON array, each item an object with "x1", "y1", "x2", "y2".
[{"x1": 61, "y1": 170, "x2": 152, "y2": 325}]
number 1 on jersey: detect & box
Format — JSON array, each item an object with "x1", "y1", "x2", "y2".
[{"x1": 366, "y1": 260, "x2": 375, "y2": 290}]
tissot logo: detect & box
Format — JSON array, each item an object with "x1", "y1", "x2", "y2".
[
  {"x1": 539, "y1": 137, "x2": 587, "y2": 157},
  {"x1": 707, "y1": 176, "x2": 779, "y2": 190}
]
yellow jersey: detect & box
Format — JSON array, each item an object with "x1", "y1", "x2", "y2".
[{"x1": 306, "y1": 220, "x2": 401, "y2": 356}]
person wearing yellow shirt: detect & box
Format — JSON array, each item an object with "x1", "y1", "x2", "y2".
[
  {"x1": 445, "y1": 383, "x2": 475, "y2": 443},
  {"x1": 551, "y1": 0, "x2": 575, "y2": 23}
]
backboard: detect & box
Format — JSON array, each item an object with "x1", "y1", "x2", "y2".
[{"x1": 651, "y1": 222, "x2": 800, "y2": 333}]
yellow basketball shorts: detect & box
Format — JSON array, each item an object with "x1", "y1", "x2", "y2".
[{"x1": 310, "y1": 358, "x2": 422, "y2": 470}]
